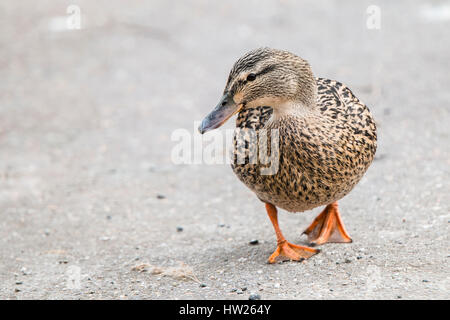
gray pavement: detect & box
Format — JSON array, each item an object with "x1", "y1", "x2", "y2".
[{"x1": 0, "y1": 0, "x2": 449, "y2": 299}]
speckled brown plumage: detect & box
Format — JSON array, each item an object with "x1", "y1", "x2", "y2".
[
  {"x1": 199, "y1": 47, "x2": 377, "y2": 262},
  {"x1": 231, "y1": 77, "x2": 377, "y2": 212}
]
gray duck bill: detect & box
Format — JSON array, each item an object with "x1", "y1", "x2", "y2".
[{"x1": 198, "y1": 92, "x2": 242, "y2": 134}]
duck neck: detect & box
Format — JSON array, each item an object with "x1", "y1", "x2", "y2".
[
  {"x1": 271, "y1": 101, "x2": 312, "y2": 119},
  {"x1": 284, "y1": 59, "x2": 318, "y2": 116},
  {"x1": 271, "y1": 86, "x2": 318, "y2": 121}
]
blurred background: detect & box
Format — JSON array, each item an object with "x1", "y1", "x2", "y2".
[{"x1": 0, "y1": 0, "x2": 448, "y2": 299}]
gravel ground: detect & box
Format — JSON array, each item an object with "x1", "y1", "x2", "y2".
[{"x1": 0, "y1": 0, "x2": 449, "y2": 299}]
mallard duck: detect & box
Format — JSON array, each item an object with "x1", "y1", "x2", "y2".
[{"x1": 199, "y1": 48, "x2": 377, "y2": 263}]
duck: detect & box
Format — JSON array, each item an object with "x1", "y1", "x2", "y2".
[{"x1": 199, "y1": 48, "x2": 377, "y2": 263}]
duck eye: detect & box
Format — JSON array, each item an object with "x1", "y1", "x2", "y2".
[{"x1": 246, "y1": 73, "x2": 256, "y2": 81}]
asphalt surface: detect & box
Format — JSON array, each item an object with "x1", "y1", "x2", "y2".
[{"x1": 0, "y1": 0, "x2": 449, "y2": 299}]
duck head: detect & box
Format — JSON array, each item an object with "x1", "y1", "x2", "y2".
[{"x1": 199, "y1": 47, "x2": 316, "y2": 134}]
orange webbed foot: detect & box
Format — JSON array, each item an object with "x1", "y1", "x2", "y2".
[
  {"x1": 265, "y1": 202, "x2": 320, "y2": 264},
  {"x1": 268, "y1": 240, "x2": 320, "y2": 264},
  {"x1": 303, "y1": 202, "x2": 352, "y2": 245}
]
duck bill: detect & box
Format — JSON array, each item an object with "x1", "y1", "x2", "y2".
[{"x1": 198, "y1": 92, "x2": 242, "y2": 134}]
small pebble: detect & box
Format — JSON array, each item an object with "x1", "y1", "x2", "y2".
[
  {"x1": 218, "y1": 224, "x2": 226, "y2": 228},
  {"x1": 422, "y1": 280, "x2": 429, "y2": 283},
  {"x1": 230, "y1": 288, "x2": 237, "y2": 292},
  {"x1": 20, "y1": 267, "x2": 30, "y2": 275},
  {"x1": 15, "y1": 288, "x2": 20, "y2": 293},
  {"x1": 156, "y1": 194, "x2": 166, "y2": 199},
  {"x1": 249, "y1": 239, "x2": 259, "y2": 245},
  {"x1": 15, "y1": 281, "x2": 23, "y2": 285},
  {"x1": 241, "y1": 287, "x2": 247, "y2": 292},
  {"x1": 345, "y1": 259, "x2": 352, "y2": 263},
  {"x1": 249, "y1": 293, "x2": 261, "y2": 300},
  {"x1": 176, "y1": 226, "x2": 183, "y2": 232},
  {"x1": 199, "y1": 283, "x2": 207, "y2": 288}
]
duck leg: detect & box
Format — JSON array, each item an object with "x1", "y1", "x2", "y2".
[
  {"x1": 303, "y1": 201, "x2": 352, "y2": 245},
  {"x1": 265, "y1": 203, "x2": 319, "y2": 263}
]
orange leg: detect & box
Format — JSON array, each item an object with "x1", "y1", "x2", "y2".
[
  {"x1": 303, "y1": 201, "x2": 352, "y2": 245},
  {"x1": 265, "y1": 203, "x2": 319, "y2": 263}
]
